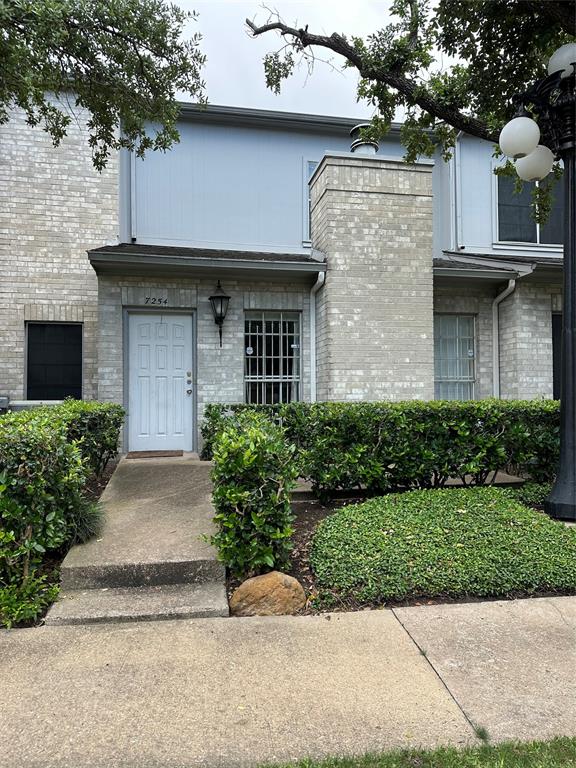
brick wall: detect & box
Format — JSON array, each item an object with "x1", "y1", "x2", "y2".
[
  {"x1": 0, "y1": 104, "x2": 118, "y2": 399},
  {"x1": 96, "y1": 275, "x2": 312, "y2": 450},
  {"x1": 499, "y1": 282, "x2": 561, "y2": 399},
  {"x1": 310, "y1": 153, "x2": 435, "y2": 401}
]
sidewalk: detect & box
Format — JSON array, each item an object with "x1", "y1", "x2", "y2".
[{"x1": 1, "y1": 596, "x2": 575, "y2": 767}]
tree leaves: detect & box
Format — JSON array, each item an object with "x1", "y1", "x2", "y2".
[{"x1": 0, "y1": 0, "x2": 206, "y2": 168}]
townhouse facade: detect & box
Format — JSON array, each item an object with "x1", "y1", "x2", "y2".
[{"x1": 0, "y1": 103, "x2": 564, "y2": 451}]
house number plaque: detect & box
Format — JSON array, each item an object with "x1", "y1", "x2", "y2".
[{"x1": 144, "y1": 296, "x2": 168, "y2": 305}]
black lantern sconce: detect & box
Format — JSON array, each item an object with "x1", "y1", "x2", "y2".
[{"x1": 209, "y1": 281, "x2": 231, "y2": 348}]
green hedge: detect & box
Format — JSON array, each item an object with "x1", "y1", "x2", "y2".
[
  {"x1": 210, "y1": 410, "x2": 298, "y2": 578},
  {"x1": 201, "y1": 400, "x2": 559, "y2": 499},
  {"x1": 0, "y1": 400, "x2": 124, "y2": 626},
  {"x1": 4, "y1": 400, "x2": 125, "y2": 477}
]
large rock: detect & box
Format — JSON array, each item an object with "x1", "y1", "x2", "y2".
[{"x1": 229, "y1": 571, "x2": 306, "y2": 617}]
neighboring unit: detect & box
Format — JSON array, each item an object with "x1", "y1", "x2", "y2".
[{"x1": 0, "y1": 103, "x2": 564, "y2": 451}]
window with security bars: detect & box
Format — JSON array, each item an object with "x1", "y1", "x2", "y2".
[
  {"x1": 244, "y1": 312, "x2": 301, "y2": 404},
  {"x1": 434, "y1": 314, "x2": 476, "y2": 400}
]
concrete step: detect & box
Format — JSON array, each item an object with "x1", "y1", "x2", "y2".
[
  {"x1": 45, "y1": 582, "x2": 229, "y2": 626},
  {"x1": 61, "y1": 557, "x2": 225, "y2": 591}
]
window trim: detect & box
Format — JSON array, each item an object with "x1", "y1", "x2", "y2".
[
  {"x1": 491, "y1": 164, "x2": 563, "y2": 251},
  {"x1": 433, "y1": 312, "x2": 477, "y2": 401},
  {"x1": 25, "y1": 321, "x2": 84, "y2": 401},
  {"x1": 244, "y1": 310, "x2": 302, "y2": 405},
  {"x1": 302, "y1": 157, "x2": 319, "y2": 245}
]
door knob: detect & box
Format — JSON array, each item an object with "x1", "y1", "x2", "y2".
[{"x1": 186, "y1": 389, "x2": 193, "y2": 395}]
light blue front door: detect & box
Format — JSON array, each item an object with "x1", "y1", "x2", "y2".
[{"x1": 128, "y1": 313, "x2": 194, "y2": 451}]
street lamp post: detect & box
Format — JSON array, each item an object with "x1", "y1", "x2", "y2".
[{"x1": 499, "y1": 43, "x2": 576, "y2": 521}]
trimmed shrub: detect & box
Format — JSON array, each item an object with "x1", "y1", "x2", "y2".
[
  {"x1": 55, "y1": 400, "x2": 125, "y2": 476},
  {"x1": 201, "y1": 400, "x2": 560, "y2": 499},
  {"x1": 210, "y1": 410, "x2": 298, "y2": 578},
  {"x1": 200, "y1": 403, "x2": 281, "y2": 460},
  {"x1": 0, "y1": 572, "x2": 59, "y2": 629},
  {"x1": 0, "y1": 400, "x2": 124, "y2": 626},
  {"x1": 310, "y1": 487, "x2": 576, "y2": 604}
]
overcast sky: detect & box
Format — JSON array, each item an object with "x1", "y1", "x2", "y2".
[{"x1": 178, "y1": 1, "x2": 394, "y2": 118}]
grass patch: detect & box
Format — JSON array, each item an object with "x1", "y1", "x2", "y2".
[
  {"x1": 259, "y1": 737, "x2": 576, "y2": 767},
  {"x1": 310, "y1": 487, "x2": 576, "y2": 604}
]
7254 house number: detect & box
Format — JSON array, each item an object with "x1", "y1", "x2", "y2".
[{"x1": 144, "y1": 297, "x2": 168, "y2": 305}]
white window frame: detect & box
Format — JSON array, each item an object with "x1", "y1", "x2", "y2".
[
  {"x1": 491, "y1": 164, "x2": 563, "y2": 252},
  {"x1": 434, "y1": 313, "x2": 476, "y2": 401},
  {"x1": 244, "y1": 311, "x2": 302, "y2": 405}
]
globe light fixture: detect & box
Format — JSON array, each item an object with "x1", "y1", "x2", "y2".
[
  {"x1": 515, "y1": 145, "x2": 555, "y2": 181},
  {"x1": 548, "y1": 42, "x2": 576, "y2": 79},
  {"x1": 499, "y1": 116, "x2": 540, "y2": 159},
  {"x1": 498, "y1": 43, "x2": 575, "y2": 521}
]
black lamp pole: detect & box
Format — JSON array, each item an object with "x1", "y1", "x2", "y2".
[
  {"x1": 545, "y1": 84, "x2": 576, "y2": 521},
  {"x1": 509, "y1": 64, "x2": 576, "y2": 520}
]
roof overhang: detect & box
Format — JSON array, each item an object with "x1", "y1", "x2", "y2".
[
  {"x1": 88, "y1": 244, "x2": 326, "y2": 281},
  {"x1": 176, "y1": 102, "x2": 405, "y2": 136},
  {"x1": 435, "y1": 252, "x2": 537, "y2": 281}
]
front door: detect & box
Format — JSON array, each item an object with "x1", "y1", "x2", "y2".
[{"x1": 128, "y1": 313, "x2": 194, "y2": 452}]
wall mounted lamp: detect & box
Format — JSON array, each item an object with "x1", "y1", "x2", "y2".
[{"x1": 209, "y1": 281, "x2": 231, "y2": 348}]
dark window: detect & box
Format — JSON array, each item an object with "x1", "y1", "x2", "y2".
[
  {"x1": 27, "y1": 323, "x2": 82, "y2": 400},
  {"x1": 552, "y1": 313, "x2": 562, "y2": 399},
  {"x1": 498, "y1": 175, "x2": 564, "y2": 245},
  {"x1": 306, "y1": 160, "x2": 319, "y2": 241},
  {"x1": 540, "y1": 178, "x2": 565, "y2": 245}
]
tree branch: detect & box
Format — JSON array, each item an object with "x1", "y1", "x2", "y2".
[
  {"x1": 525, "y1": 0, "x2": 575, "y2": 35},
  {"x1": 246, "y1": 18, "x2": 498, "y2": 143}
]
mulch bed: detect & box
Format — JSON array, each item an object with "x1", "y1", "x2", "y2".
[
  {"x1": 83, "y1": 458, "x2": 119, "y2": 504},
  {"x1": 226, "y1": 496, "x2": 364, "y2": 611},
  {"x1": 225, "y1": 495, "x2": 570, "y2": 614}
]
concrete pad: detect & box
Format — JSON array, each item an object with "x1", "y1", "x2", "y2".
[
  {"x1": 394, "y1": 596, "x2": 576, "y2": 743},
  {"x1": 0, "y1": 611, "x2": 475, "y2": 767},
  {"x1": 60, "y1": 457, "x2": 224, "y2": 589},
  {"x1": 45, "y1": 582, "x2": 229, "y2": 625}
]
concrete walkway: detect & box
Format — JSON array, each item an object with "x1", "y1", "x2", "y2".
[
  {"x1": 46, "y1": 457, "x2": 228, "y2": 624},
  {"x1": 2, "y1": 596, "x2": 575, "y2": 767}
]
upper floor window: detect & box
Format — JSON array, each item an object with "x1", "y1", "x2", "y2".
[
  {"x1": 497, "y1": 175, "x2": 564, "y2": 245},
  {"x1": 304, "y1": 160, "x2": 319, "y2": 242}
]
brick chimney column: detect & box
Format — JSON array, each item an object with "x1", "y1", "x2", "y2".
[{"x1": 310, "y1": 153, "x2": 435, "y2": 401}]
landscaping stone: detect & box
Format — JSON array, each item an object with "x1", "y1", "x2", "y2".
[{"x1": 229, "y1": 571, "x2": 306, "y2": 616}]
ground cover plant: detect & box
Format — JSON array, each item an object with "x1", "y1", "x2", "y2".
[
  {"x1": 0, "y1": 401, "x2": 123, "y2": 627},
  {"x1": 260, "y1": 736, "x2": 576, "y2": 767},
  {"x1": 310, "y1": 487, "x2": 576, "y2": 606}
]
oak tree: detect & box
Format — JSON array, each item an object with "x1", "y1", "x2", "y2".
[
  {"x1": 248, "y1": 0, "x2": 575, "y2": 163},
  {"x1": 1, "y1": 0, "x2": 206, "y2": 168}
]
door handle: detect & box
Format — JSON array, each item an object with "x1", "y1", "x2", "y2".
[{"x1": 186, "y1": 389, "x2": 193, "y2": 395}]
